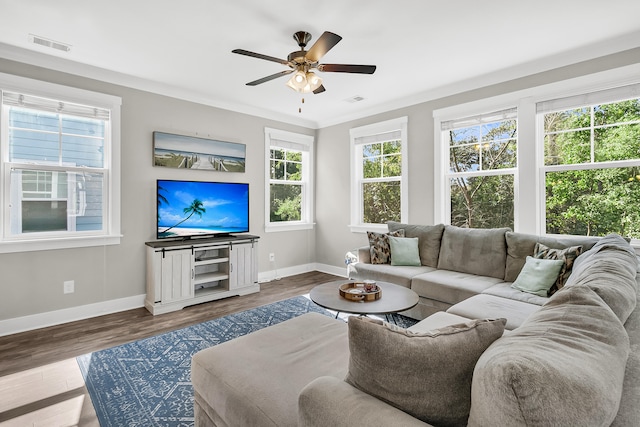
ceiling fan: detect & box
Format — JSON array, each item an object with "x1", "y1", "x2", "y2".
[{"x1": 232, "y1": 31, "x2": 376, "y2": 94}]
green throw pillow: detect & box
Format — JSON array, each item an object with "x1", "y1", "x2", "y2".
[
  {"x1": 511, "y1": 256, "x2": 564, "y2": 297},
  {"x1": 389, "y1": 236, "x2": 421, "y2": 266}
]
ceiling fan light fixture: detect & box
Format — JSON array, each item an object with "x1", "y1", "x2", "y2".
[{"x1": 286, "y1": 70, "x2": 322, "y2": 93}]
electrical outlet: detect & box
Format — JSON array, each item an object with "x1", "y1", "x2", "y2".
[
  {"x1": 63, "y1": 280, "x2": 75, "y2": 294},
  {"x1": 269, "y1": 253, "x2": 275, "y2": 262}
]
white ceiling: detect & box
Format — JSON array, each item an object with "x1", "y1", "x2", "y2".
[{"x1": 0, "y1": 0, "x2": 639, "y2": 129}]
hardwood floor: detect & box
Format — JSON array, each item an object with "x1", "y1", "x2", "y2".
[
  {"x1": 0, "y1": 271, "x2": 340, "y2": 377},
  {"x1": 0, "y1": 271, "x2": 340, "y2": 427}
]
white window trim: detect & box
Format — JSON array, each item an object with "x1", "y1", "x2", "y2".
[
  {"x1": 0, "y1": 72, "x2": 122, "y2": 253},
  {"x1": 434, "y1": 63, "x2": 640, "y2": 244},
  {"x1": 264, "y1": 127, "x2": 314, "y2": 233},
  {"x1": 349, "y1": 116, "x2": 408, "y2": 233}
]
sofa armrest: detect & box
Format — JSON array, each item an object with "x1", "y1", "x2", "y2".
[
  {"x1": 356, "y1": 245, "x2": 371, "y2": 264},
  {"x1": 299, "y1": 376, "x2": 432, "y2": 427}
]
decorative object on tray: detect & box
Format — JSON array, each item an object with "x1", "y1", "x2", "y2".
[{"x1": 339, "y1": 281, "x2": 381, "y2": 301}]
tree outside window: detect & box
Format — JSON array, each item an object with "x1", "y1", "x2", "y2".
[
  {"x1": 350, "y1": 116, "x2": 408, "y2": 232},
  {"x1": 270, "y1": 148, "x2": 303, "y2": 222},
  {"x1": 542, "y1": 98, "x2": 640, "y2": 238},
  {"x1": 445, "y1": 110, "x2": 517, "y2": 229},
  {"x1": 361, "y1": 140, "x2": 402, "y2": 224},
  {"x1": 264, "y1": 127, "x2": 313, "y2": 232}
]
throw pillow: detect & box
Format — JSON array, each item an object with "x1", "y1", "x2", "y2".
[
  {"x1": 389, "y1": 236, "x2": 421, "y2": 266},
  {"x1": 511, "y1": 256, "x2": 564, "y2": 297},
  {"x1": 367, "y1": 230, "x2": 404, "y2": 264},
  {"x1": 533, "y1": 242, "x2": 583, "y2": 294},
  {"x1": 345, "y1": 316, "x2": 506, "y2": 426}
]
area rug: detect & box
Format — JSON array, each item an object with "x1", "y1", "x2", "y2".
[{"x1": 77, "y1": 295, "x2": 418, "y2": 426}]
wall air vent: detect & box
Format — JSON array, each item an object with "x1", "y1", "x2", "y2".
[
  {"x1": 345, "y1": 95, "x2": 365, "y2": 103},
  {"x1": 28, "y1": 34, "x2": 71, "y2": 52}
]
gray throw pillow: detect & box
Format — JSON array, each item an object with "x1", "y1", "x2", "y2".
[
  {"x1": 345, "y1": 316, "x2": 506, "y2": 426},
  {"x1": 389, "y1": 236, "x2": 421, "y2": 266},
  {"x1": 437, "y1": 225, "x2": 510, "y2": 279},
  {"x1": 511, "y1": 256, "x2": 565, "y2": 297},
  {"x1": 367, "y1": 230, "x2": 404, "y2": 264}
]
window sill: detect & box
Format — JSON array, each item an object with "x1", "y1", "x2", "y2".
[
  {"x1": 349, "y1": 224, "x2": 388, "y2": 234},
  {"x1": 0, "y1": 234, "x2": 122, "y2": 254},
  {"x1": 265, "y1": 222, "x2": 314, "y2": 233}
]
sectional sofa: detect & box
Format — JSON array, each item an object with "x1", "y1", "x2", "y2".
[{"x1": 191, "y1": 226, "x2": 639, "y2": 426}]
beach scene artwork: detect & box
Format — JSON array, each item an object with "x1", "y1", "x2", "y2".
[{"x1": 153, "y1": 131, "x2": 246, "y2": 172}]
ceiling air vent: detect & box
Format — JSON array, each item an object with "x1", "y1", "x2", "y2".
[
  {"x1": 29, "y1": 34, "x2": 71, "y2": 52},
  {"x1": 345, "y1": 95, "x2": 365, "y2": 103}
]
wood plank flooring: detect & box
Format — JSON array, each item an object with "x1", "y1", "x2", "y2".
[{"x1": 0, "y1": 271, "x2": 340, "y2": 427}]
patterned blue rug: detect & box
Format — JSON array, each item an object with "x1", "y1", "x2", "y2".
[{"x1": 77, "y1": 295, "x2": 417, "y2": 426}]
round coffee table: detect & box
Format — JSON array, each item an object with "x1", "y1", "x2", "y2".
[{"x1": 309, "y1": 280, "x2": 419, "y2": 321}]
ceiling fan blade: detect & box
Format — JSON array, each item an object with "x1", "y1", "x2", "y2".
[
  {"x1": 305, "y1": 31, "x2": 342, "y2": 62},
  {"x1": 313, "y1": 85, "x2": 326, "y2": 94},
  {"x1": 232, "y1": 49, "x2": 290, "y2": 66},
  {"x1": 246, "y1": 70, "x2": 294, "y2": 86},
  {"x1": 318, "y1": 64, "x2": 377, "y2": 74}
]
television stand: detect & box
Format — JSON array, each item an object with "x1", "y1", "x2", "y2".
[{"x1": 144, "y1": 234, "x2": 260, "y2": 315}]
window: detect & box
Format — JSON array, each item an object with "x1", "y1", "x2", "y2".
[
  {"x1": 350, "y1": 117, "x2": 408, "y2": 232},
  {"x1": 0, "y1": 73, "x2": 121, "y2": 252},
  {"x1": 434, "y1": 65, "x2": 640, "y2": 243},
  {"x1": 442, "y1": 109, "x2": 517, "y2": 229},
  {"x1": 538, "y1": 85, "x2": 640, "y2": 238},
  {"x1": 264, "y1": 128, "x2": 314, "y2": 232}
]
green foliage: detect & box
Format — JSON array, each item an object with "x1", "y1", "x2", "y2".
[
  {"x1": 270, "y1": 184, "x2": 301, "y2": 222},
  {"x1": 449, "y1": 119, "x2": 517, "y2": 229},
  {"x1": 545, "y1": 99, "x2": 640, "y2": 237},
  {"x1": 363, "y1": 181, "x2": 401, "y2": 224},
  {"x1": 361, "y1": 140, "x2": 402, "y2": 223}
]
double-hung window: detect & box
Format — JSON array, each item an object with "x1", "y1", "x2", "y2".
[
  {"x1": 264, "y1": 127, "x2": 314, "y2": 232},
  {"x1": 441, "y1": 109, "x2": 517, "y2": 229},
  {"x1": 538, "y1": 84, "x2": 640, "y2": 238},
  {"x1": 0, "y1": 73, "x2": 121, "y2": 252},
  {"x1": 350, "y1": 117, "x2": 408, "y2": 232}
]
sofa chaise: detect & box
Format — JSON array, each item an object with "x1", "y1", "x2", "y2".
[{"x1": 191, "y1": 229, "x2": 639, "y2": 426}]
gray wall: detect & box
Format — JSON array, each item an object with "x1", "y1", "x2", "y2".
[
  {"x1": 0, "y1": 58, "x2": 315, "y2": 322},
  {"x1": 0, "y1": 46, "x2": 638, "y2": 324},
  {"x1": 314, "y1": 48, "x2": 640, "y2": 267}
]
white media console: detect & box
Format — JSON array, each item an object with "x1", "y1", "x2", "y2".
[{"x1": 145, "y1": 234, "x2": 259, "y2": 315}]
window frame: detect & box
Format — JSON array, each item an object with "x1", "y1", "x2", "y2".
[
  {"x1": 264, "y1": 127, "x2": 314, "y2": 233},
  {"x1": 442, "y1": 108, "x2": 518, "y2": 230},
  {"x1": 434, "y1": 63, "x2": 640, "y2": 245},
  {"x1": 349, "y1": 116, "x2": 408, "y2": 233},
  {"x1": 0, "y1": 72, "x2": 121, "y2": 253}
]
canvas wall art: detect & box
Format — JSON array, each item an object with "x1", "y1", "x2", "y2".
[{"x1": 153, "y1": 131, "x2": 246, "y2": 172}]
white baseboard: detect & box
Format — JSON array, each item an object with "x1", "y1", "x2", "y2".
[
  {"x1": 0, "y1": 294, "x2": 146, "y2": 337},
  {"x1": 258, "y1": 263, "x2": 347, "y2": 283},
  {"x1": 2, "y1": 264, "x2": 347, "y2": 337}
]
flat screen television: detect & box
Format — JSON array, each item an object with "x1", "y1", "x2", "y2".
[{"x1": 156, "y1": 179, "x2": 249, "y2": 240}]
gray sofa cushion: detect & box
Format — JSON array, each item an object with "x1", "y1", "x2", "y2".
[
  {"x1": 437, "y1": 225, "x2": 509, "y2": 279},
  {"x1": 447, "y1": 294, "x2": 540, "y2": 330},
  {"x1": 469, "y1": 286, "x2": 630, "y2": 427},
  {"x1": 345, "y1": 316, "x2": 505, "y2": 427},
  {"x1": 565, "y1": 233, "x2": 638, "y2": 323},
  {"x1": 505, "y1": 232, "x2": 600, "y2": 282},
  {"x1": 482, "y1": 282, "x2": 548, "y2": 305},
  {"x1": 387, "y1": 222, "x2": 445, "y2": 268},
  {"x1": 411, "y1": 269, "x2": 504, "y2": 305},
  {"x1": 348, "y1": 262, "x2": 435, "y2": 288},
  {"x1": 191, "y1": 313, "x2": 348, "y2": 427}
]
